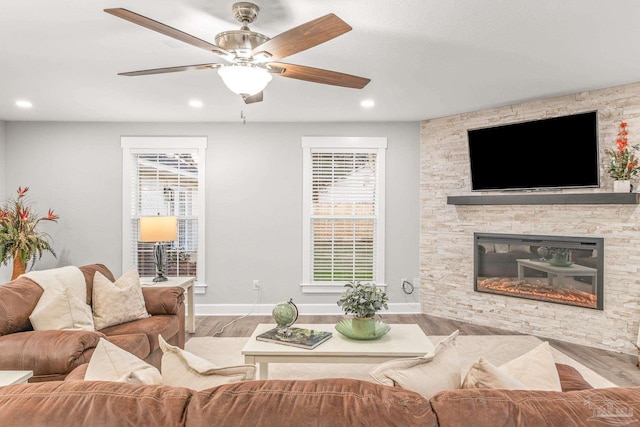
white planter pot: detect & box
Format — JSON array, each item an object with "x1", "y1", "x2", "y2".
[{"x1": 613, "y1": 180, "x2": 631, "y2": 193}]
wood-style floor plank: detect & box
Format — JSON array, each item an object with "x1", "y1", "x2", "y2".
[{"x1": 187, "y1": 313, "x2": 640, "y2": 387}]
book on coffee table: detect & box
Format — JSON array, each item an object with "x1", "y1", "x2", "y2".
[{"x1": 256, "y1": 327, "x2": 332, "y2": 350}]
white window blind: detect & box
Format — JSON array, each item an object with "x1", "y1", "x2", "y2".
[
  {"x1": 302, "y1": 137, "x2": 386, "y2": 292},
  {"x1": 122, "y1": 137, "x2": 206, "y2": 283},
  {"x1": 311, "y1": 152, "x2": 377, "y2": 282},
  {"x1": 130, "y1": 152, "x2": 199, "y2": 277}
]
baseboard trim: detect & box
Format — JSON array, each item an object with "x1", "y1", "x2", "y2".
[{"x1": 195, "y1": 302, "x2": 421, "y2": 316}]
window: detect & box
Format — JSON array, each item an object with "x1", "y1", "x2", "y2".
[
  {"x1": 301, "y1": 137, "x2": 386, "y2": 293},
  {"x1": 122, "y1": 137, "x2": 206, "y2": 284}
]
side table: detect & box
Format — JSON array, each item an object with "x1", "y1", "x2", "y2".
[
  {"x1": 141, "y1": 276, "x2": 196, "y2": 333},
  {"x1": 0, "y1": 370, "x2": 33, "y2": 386}
]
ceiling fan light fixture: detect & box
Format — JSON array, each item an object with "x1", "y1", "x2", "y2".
[
  {"x1": 218, "y1": 64, "x2": 272, "y2": 96},
  {"x1": 106, "y1": 6, "x2": 369, "y2": 104}
]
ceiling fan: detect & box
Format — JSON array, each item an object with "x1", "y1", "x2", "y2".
[{"x1": 104, "y1": 2, "x2": 370, "y2": 104}]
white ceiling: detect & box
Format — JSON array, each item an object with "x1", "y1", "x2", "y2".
[{"x1": 2, "y1": 0, "x2": 640, "y2": 123}]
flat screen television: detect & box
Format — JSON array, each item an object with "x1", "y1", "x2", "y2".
[{"x1": 467, "y1": 111, "x2": 599, "y2": 191}]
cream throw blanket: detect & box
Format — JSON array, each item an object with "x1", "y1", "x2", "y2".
[
  {"x1": 24, "y1": 266, "x2": 86, "y2": 300},
  {"x1": 25, "y1": 266, "x2": 94, "y2": 331}
]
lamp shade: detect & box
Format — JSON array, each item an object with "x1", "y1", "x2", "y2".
[
  {"x1": 139, "y1": 216, "x2": 178, "y2": 242},
  {"x1": 218, "y1": 64, "x2": 272, "y2": 96}
]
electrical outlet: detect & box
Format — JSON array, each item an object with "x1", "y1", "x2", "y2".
[{"x1": 252, "y1": 279, "x2": 260, "y2": 290}]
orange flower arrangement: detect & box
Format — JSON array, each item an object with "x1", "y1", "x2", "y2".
[
  {"x1": 606, "y1": 122, "x2": 640, "y2": 180},
  {"x1": 0, "y1": 187, "x2": 59, "y2": 279}
]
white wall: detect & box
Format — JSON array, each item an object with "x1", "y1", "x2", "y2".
[
  {"x1": 0, "y1": 121, "x2": 5, "y2": 197},
  {"x1": 0, "y1": 121, "x2": 7, "y2": 282},
  {"x1": 4, "y1": 121, "x2": 420, "y2": 314}
]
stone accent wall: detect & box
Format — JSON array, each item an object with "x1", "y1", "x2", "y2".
[{"x1": 420, "y1": 82, "x2": 640, "y2": 355}]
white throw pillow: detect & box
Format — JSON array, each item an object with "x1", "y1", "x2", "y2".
[
  {"x1": 462, "y1": 341, "x2": 562, "y2": 391},
  {"x1": 369, "y1": 330, "x2": 461, "y2": 398},
  {"x1": 23, "y1": 266, "x2": 87, "y2": 303},
  {"x1": 158, "y1": 335, "x2": 256, "y2": 391},
  {"x1": 494, "y1": 244, "x2": 510, "y2": 253},
  {"x1": 509, "y1": 244, "x2": 531, "y2": 253},
  {"x1": 479, "y1": 244, "x2": 495, "y2": 253},
  {"x1": 29, "y1": 286, "x2": 94, "y2": 331},
  {"x1": 92, "y1": 269, "x2": 150, "y2": 330},
  {"x1": 85, "y1": 338, "x2": 161, "y2": 384},
  {"x1": 461, "y1": 357, "x2": 528, "y2": 390}
]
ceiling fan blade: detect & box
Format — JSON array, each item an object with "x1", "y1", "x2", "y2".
[
  {"x1": 243, "y1": 92, "x2": 264, "y2": 104},
  {"x1": 269, "y1": 62, "x2": 370, "y2": 89},
  {"x1": 104, "y1": 8, "x2": 233, "y2": 60},
  {"x1": 252, "y1": 14, "x2": 351, "y2": 62},
  {"x1": 118, "y1": 63, "x2": 222, "y2": 76}
]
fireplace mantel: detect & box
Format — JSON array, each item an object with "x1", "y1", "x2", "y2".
[{"x1": 447, "y1": 192, "x2": 640, "y2": 205}]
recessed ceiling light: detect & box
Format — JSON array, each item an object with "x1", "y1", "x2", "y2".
[
  {"x1": 188, "y1": 99, "x2": 203, "y2": 108},
  {"x1": 360, "y1": 99, "x2": 375, "y2": 108},
  {"x1": 15, "y1": 100, "x2": 33, "y2": 109}
]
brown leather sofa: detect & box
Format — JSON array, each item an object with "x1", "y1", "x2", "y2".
[
  {"x1": 0, "y1": 264, "x2": 185, "y2": 382},
  {"x1": 0, "y1": 364, "x2": 637, "y2": 427}
]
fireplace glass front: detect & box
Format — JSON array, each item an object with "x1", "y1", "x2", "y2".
[{"x1": 474, "y1": 233, "x2": 604, "y2": 310}]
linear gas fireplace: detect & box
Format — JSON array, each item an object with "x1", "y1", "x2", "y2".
[{"x1": 474, "y1": 233, "x2": 604, "y2": 310}]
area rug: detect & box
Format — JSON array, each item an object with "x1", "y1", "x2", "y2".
[{"x1": 185, "y1": 334, "x2": 616, "y2": 388}]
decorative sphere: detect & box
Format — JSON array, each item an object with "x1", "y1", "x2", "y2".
[
  {"x1": 537, "y1": 246, "x2": 549, "y2": 259},
  {"x1": 272, "y1": 298, "x2": 298, "y2": 329}
]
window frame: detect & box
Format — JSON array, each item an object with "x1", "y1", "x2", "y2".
[
  {"x1": 301, "y1": 136, "x2": 387, "y2": 294},
  {"x1": 121, "y1": 136, "x2": 207, "y2": 284}
]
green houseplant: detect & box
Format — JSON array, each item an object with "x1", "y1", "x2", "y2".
[
  {"x1": 337, "y1": 281, "x2": 389, "y2": 337},
  {"x1": 0, "y1": 187, "x2": 59, "y2": 280}
]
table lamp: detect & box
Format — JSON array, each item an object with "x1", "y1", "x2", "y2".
[{"x1": 139, "y1": 216, "x2": 178, "y2": 282}]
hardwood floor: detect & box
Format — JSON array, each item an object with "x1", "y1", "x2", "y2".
[{"x1": 188, "y1": 313, "x2": 640, "y2": 387}]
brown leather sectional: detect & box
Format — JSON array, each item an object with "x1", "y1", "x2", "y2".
[
  {"x1": 0, "y1": 365, "x2": 638, "y2": 427},
  {"x1": 0, "y1": 264, "x2": 185, "y2": 382}
]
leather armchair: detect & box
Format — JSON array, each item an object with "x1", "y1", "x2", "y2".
[{"x1": 0, "y1": 264, "x2": 185, "y2": 382}]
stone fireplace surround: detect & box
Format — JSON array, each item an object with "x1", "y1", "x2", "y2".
[{"x1": 420, "y1": 81, "x2": 640, "y2": 355}]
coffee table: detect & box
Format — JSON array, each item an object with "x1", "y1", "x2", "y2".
[
  {"x1": 242, "y1": 323, "x2": 434, "y2": 379},
  {"x1": 516, "y1": 259, "x2": 597, "y2": 289}
]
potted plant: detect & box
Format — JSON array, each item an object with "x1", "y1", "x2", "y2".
[
  {"x1": 606, "y1": 121, "x2": 640, "y2": 192},
  {"x1": 337, "y1": 281, "x2": 389, "y2": 337},
  {"x1": 0, "y1": 187, "x2": 59, "y2": 280}
]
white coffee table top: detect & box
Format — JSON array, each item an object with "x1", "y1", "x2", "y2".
[
  {"x1": 242, "y1": 323, "x2": 434, "y2": 358},
  {"x1": 0, "y1": 370, "x2": 33, "y2": 386},
  {"x1": 516, "y1": 259, "x2": 597, "y2": 275}
]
